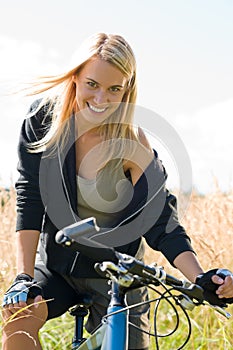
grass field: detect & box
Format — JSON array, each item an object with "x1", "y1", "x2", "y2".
[{"x1": 0, "y1": 187, "x2": 233, "y2": 349}]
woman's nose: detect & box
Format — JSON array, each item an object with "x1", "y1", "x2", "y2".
[{"x1": 93, "y1": 90, "x2": 108, "y2": 105}]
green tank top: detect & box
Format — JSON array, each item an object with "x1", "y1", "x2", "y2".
[{"x1": 77, "y1": 159, "x2": 133, "y2": 227}]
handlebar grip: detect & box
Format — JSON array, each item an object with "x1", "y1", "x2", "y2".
[
  {"x1": 56, "y1": 217, "x2": 99, "y2": 243},
  {"x1": 165, "y1": 274, "x2": 183, "y2": 287},
  {"x1": 55, "y1": 217, "x2": 118, "y2": 263}
]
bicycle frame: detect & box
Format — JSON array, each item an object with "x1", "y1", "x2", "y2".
[
  {"x1": 55, "y1": 218, "x2": 232, "y2": 350},
  {"x1": 77, "y1": 281, "x2": 129, "y2": 350}
]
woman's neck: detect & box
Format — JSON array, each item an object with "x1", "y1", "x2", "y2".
[{"x1": 75, "y1": 113, "x2": 100, "y2": 138}]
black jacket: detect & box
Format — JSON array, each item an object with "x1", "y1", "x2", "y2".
[{"x1": 15, "y1": 101, "x2": 195, "y2": 278}]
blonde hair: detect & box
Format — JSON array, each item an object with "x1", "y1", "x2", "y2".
[{"x1": 27, "y1": 33, "x2": 138, "y2": 155}]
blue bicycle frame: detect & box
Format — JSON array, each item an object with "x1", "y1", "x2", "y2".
[
  {"x1": 56, "y1": 218, "x2": 232, "y2": 350},
  {"x1": 78, "y1": 281, "x2": 129, "y2": 350},
  {"x1": 103, "y1": 281, "x2": 129, "y2": 350}
]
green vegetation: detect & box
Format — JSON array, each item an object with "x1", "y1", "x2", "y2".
[{"x1": 1, "y1": 188, "x2": 233, "y2": 349}]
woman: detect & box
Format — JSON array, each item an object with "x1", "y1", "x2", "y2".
[{"x1": 2, "y1": 33, "x2": 233, "y2": 350}]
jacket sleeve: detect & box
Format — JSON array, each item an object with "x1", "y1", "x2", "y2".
[
  {"x1": 143, "y1": 189, "x2": 195, "y2": 266},
  {"x1": 15, "y1": 100, "x2": 50, "y2": 231},
  {"x1": 139, "y1": 151, "x2": 195, "y2": 266}
]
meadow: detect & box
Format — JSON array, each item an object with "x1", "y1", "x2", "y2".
[{"x1": 0, "y1": 187, "x2": 233, "y2": 349}]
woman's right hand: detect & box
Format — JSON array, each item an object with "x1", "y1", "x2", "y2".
[{"x1": 2, "y1": 273, "x2": 43, "y2": 317}]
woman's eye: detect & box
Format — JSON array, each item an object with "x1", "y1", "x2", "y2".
[
  {"x1": 110, "y1": 86, "x2": 121, "y2": 92},
  {"x1": 87, "y1": 81, "x2": 97, "y2": 88}
]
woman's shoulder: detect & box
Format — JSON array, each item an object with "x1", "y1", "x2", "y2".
[
  {"x1": 137, "y1": 126, "x2": 153, "y2": 152},
  {"x1": 26, "y1": 97, "x2": 54, "y2": 121},
  {"x1": 123, "y1": 126, "x2": 154, "y2": 185},
  {"x1": 22, "y1": 97, "x2": 54, "y2": 142}
]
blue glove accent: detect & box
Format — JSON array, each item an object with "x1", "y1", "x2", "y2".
[{"x1": 2, "y1": 273, "x2": 43, "y2": 307}]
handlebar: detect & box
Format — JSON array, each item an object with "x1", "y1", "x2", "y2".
[
  {"x1": 55, "y1": 217, "x2": 118, "y2": 263},
  {"x1": 95, "y1": 254, "x2": 231, "y2": 319},
  {"x1": 55, "y1": 218, "x2": 232, "y2": 320}
]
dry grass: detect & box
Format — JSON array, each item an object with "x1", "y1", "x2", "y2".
[
  {"x1": 0, "y1": 187, "x2": 17, "y2": 286},
  {"x1": 144, "y1": 189, "x2": 233, "y2": 349},
  {"x1": 144, "y1": 189, "x2": 233, "y2": 274},
  {"x1": 0, "y1": 187, "x2": 233, "y2": 349}
]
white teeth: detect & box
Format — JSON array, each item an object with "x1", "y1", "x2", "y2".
[{"x1": 88, "y1": 103, "x2": 107, "y2": 113}]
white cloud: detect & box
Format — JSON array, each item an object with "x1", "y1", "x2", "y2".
[
  {"x1": 0, "y1": 36, "x2": 63, "y2": 187},
  {"x1": 174, "y1": 99, "x2": 233, "y2": 193},
  {"x1": 0, "y1": 35, "x2": 62, "y2": 89}
]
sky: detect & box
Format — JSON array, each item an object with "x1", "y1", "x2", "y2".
[{"x1": 0, "y1": 0, "x2": 233, "y2": 194}]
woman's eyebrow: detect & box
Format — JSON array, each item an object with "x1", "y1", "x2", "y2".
[
  {"x1": 86, "y1": 77, "x2": 124, "y2": 88},
  {"x1": 86, "y1": 77, "x2": 98, "y2": 83}
]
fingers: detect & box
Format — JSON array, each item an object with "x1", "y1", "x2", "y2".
[
  {"x1": 216, "y1": 275, "x2": 233, "y2": 299},
  {"x1": 33, "y1": 295, "x2": 43, "y2": 309},
  {"x1": 211, "y1": 274, "x2": 233, "y2": 298},
  {"x1": 211, "y1": 274, "x2": 224, "y2": 285},
  {"x1": 2, "y1": 296, "x2": 44, "y2": 321},
  {"x1": 2, "y1": 301, "x2": 32, "y2": 320},
  {"x1": 3, "y1": 297, "x2": 31, "y2": 317}
]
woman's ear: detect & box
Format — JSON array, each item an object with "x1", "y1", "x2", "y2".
[{"x1": 72, "y1": 75, "x2": 77, "y2": 84}]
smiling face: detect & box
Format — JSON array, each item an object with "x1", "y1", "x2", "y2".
[{"x1": 73, "y1": 58, "x2": 128, "y2": 125}]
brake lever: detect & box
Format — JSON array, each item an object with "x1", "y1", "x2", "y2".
[
  {"x1": 205, "y1": 302, "x2": 232, "y2": 319},
  {"x1": 173, "y1": 281, "x2": 231, "y2": 319}
]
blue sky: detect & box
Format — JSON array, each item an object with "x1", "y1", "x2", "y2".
[{"x1": 0, "y1": 0, "x2": 233, "y2": 193}]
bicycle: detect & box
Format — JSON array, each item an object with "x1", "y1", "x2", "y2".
[{"x1": 55, "y1": 217, "x2": 232, "y2": 350}]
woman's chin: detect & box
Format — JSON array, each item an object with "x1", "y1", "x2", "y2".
[{"x1": 79, "y1": 110, "x2": 110, "y2": 126}]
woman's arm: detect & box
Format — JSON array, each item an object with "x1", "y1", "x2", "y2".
[
  {"x1": 173, "y1": 251, "x2": 203, "y2": 283},
  {"x1": 3, "y1": 230, "x2": 42, "y2": 315},
  {"x1": 174, "y1": 251, "x2": 233, "y2": 299},
  {"x1": 16, "y1": 230, "x2": 40, "y2": 277}
]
